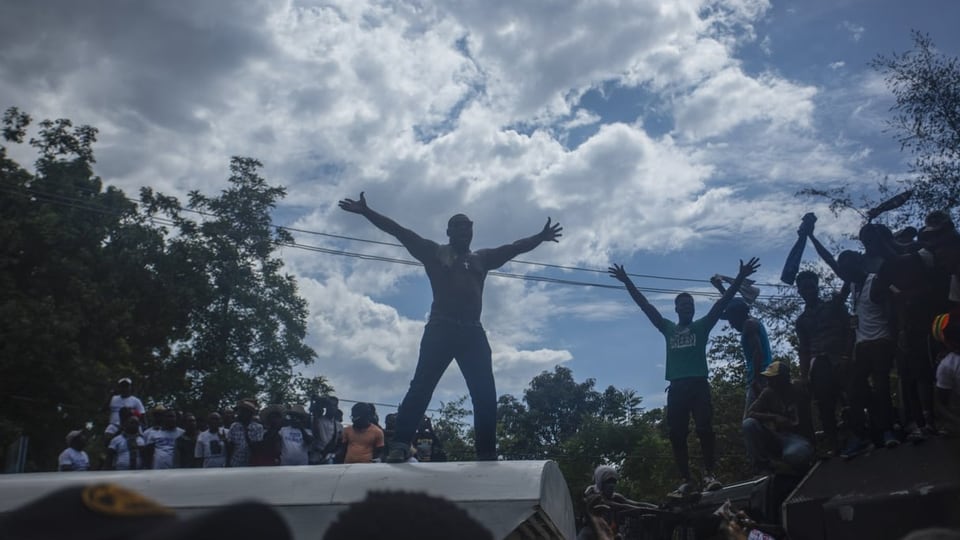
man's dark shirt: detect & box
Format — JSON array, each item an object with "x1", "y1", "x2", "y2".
[
  {"x1": 874, "y1": 252, "x2": 952, "y2": 338},
  {"x1": 396, "y1": 231, "x2": 542, "y2": 322},
  {"x1": 796, "y1": 295, "x2": 851, "y2": 359},
  {"x1": 747, "y1": 384, "x2": 813, "y2": 440}
]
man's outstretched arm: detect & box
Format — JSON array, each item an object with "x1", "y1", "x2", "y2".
[
  {"x1": 338, "y1": 192, "x2": 435, "y2": 261},
  {"x1": 608, "y1": 264, "x2": 666, "y2": 331},
  {"x1": 479, "y1": 218, "x2": 563, "y2": 270},
  {"x1": 807, "y1": 232, "x2": 841, "y2": 277},
  {"x1": 704, "y1": 257, "x2": 761, "y2": 328}
]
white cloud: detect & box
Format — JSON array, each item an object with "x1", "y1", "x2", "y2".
[
  {"x1": 841, "y1": 21, "x2": 865, "y2": 42},
  {"x1": 0, "y1": 0, "x2": 900, "y2": 407}
]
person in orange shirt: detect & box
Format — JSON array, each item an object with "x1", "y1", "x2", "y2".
[{"x1": 342, "y1": 403, "x2": 384, "y2": 463}]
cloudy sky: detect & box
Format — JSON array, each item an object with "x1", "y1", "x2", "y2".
[{"x1": 3, "y1": 0, "x2": 958, "y2": 415}]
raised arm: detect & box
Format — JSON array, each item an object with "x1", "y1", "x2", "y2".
[
  {"x1": 608, "y1": 264, "x2": 666, "y2": 331},
  {"x1": 338, "y1": 192, "x2": 436, "y2": 262},
  {"x1": 477, "y1": 218, "x2": 562, "y2": 270},
  {"x1": 807, "y1": 231, "x2": 841, "y2": 277},
  {"x1": 704, "y1": 258, "x2": 761, "y2": 328}
]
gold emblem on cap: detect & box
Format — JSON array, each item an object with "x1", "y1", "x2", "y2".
[{"x1": 81, "y1": 484, "x2": 175, "y2": 517}]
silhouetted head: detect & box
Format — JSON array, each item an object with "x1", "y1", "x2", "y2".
[
  {"x1": 207, "y1": 412, "x2": 222, "y2": 431},
  {"x1": 117, "y1": 378, "x2": 132, "y2": 397},
  {"x1": 761, "y1": 361, "x2": 791, "y2": 392},
  {"x1": 675, "y1": 293, "x2": 695, "y2": 324},
  {"x1": 795, "y1": 271, "x2": 820, "y2": 304},
  {"x1": 124, "y1": 416, "x2": 141, "y2": 435},
  {"x1": 446, "y1": 214, "x2": 473, "y2": 252},
  {"x1": 836, "y1": 250, "x2": 865, "y2": 283},
  {"x1": 66, "y1": 431, "x2": 87, "y2": 451},
  {"x1": 351, "y1": 402, "x2": 375, "y2": 429},
  {"x1": 323, "y1": 491, "x2": 492, "y2": 540},
  {"x1": 160, "y1": 409, "x2": 177, "y2": 430},
  {"x1": 721, "y1": 298, "x2": 750, "y2": 332}
]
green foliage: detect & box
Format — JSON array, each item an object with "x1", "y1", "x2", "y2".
[
  {"x1": 433, "y1": 396, "x2": 475, "y2": 461},
  {"x1": 873, "y1": 31, "x2": 960, "y2": 218},
  {"x1": 0, "y1": 109, "x2": 320, "y2": 470}
]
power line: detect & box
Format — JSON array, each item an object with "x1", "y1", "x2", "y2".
[{"x1": 0, "y1": 181, "x2": 795, "y2": 298}]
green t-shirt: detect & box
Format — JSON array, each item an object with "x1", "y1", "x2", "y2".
[{"x1": 659, "y1": 318, "x2": 712, "y2": 381}]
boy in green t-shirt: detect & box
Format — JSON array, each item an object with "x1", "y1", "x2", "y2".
[{"x1": 609, "y1": 257, "x2": 759, "y2": 498}]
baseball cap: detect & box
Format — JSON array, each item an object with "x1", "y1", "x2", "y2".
[
  {"x1": 0, "y1": 483, "x2": 291, "y2": 540},
  {"x1": 761, "y1": 361, "x2": 790, "y2": 378},
  {"x1": 720, "y1": 298, "x2": 750, "y2": 320},
  {"x1": 117, "y1": 378, "x2": 132, "y2": 385}
]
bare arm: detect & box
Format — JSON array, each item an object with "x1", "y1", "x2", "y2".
[
  {"x1": 478, "y1": 218, "x2": 562, "y2": 270},
  {"x1": 339, "y1": 192, "x2": 436, "y2": 262},
  {"x1": 608, "y1": 264, "x2": 666, "y2": 331},
  {"x1": 704, "y1": 258, "x2": 761, "y2": 328},
  {"x1": 743, "y1": 319, "x2": 765, "y2": 389},
  {"x1": 807, "y1": 232, "x2": 841, "y2": 277}
]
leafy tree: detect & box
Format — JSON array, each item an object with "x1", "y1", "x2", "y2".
[
  {"x1": 873, "y1": 31, "x2": 960, "y2": 217},
  {"x1": 433, "y1": 396, "x2": 475, "y2": 461},
  {"x1": 0, "y1": 108, "x2": 189, "y2": 469},
  {"x1": 141, "y1": 157, "x2": 317, "y2": 411}
]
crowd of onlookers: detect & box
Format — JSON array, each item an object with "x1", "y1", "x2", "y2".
[{"x1": 58, "y1": 381, "x2": 446, "y2": 472}]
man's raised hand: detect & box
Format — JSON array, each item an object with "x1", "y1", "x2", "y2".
[
  {"x1": 338, "y1": 192, "x2": 368, "y2": 214},
  {"x1": 738, "y1": 257, "x2": 761, "y2": 279},
  {"x1": 539, "y1": 217, "x2": 563, "y2": 243},
  {"x1": 608, "y1": 263, "x2": 630, "y2": 284}
]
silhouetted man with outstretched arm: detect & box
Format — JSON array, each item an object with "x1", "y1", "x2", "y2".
[
  {"x1": 339, "y1": 192, "x2": 562, "y2": 462},
  {"x1": 608, "y1": 257, "x2": 759, "y2": 498}
]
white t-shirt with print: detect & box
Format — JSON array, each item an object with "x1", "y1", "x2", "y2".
[
  {"x1": 853, "y1": 274, "x2": 891, "y2": 343},
  {"x1": 145, "y1": 427, "x2": 184, "y2": 469},
  {"x1": 195, "y1": 429, "x2": 228, "y2": 468},
  {"x1": 107, "y1": 395, "x2": 146, "y2": 426},
  {"x1": 279, "y1": 426, "x2": 310, "y2": 466},
  {"x1": 58, "y1": 448, "x2": 90, "y2": 471},
  {"x1": 109, "y1": 434, "x2": 145, "y2": 470}
]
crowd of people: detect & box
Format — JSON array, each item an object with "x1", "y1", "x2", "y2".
[
  {"x1": 606, "y1": 208, "x2": 960, "y2": 501},
  {"x1": 58, "y1": 385, "x2": 446, "y2": 472}
]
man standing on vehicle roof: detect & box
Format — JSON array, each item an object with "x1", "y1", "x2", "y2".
[
  {"x1": 339, "y1": 192, "x2": 562, "y2": 462},
  {"x1": 608, "y1": 257, "x2": 760, "y2": 498}
]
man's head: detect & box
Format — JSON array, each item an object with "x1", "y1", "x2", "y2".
[
  {"x1": 446, "y1": 214, "x2": 473, "y2": 251},
  {"x1": 222, "y1": 408, "x2": 235, "y2": 426},
  {"x1": 675, "y1": 293, "x2": 695, "y2": 324},
  {"x1": 836, "y1": 250, "x2": 865, "y2": 283},
  {"x1": 593, "y1": 465, "x2": 618, "y2": 499},
  {"x1": 181, "y1": 413, "x2": 197, "y2": 434},
  {"x1": 117, "y1": 378, "x2": 132, "y2": 397},
  {"x1": 124, "y1": 416, "x2": 141, "y2": 435},
  {"x1": 325, "y1": 396, "x2": 339, "y2": 418},
  {"x1": 66, "y1": 430, "x2": 86, "y2": 451},
  {"x1": 323, "y1": 491, "x2": 492, "y2": 540},
  {"x1": 207, "y1": 412, "x2": 222, "y2": 432},
  {"x1": 351, "y1": 402, "x2": 375, "y2": 429},
  {"x1": 260, "y1": 405, "x2": 284, "y2": 430},
  {"x1": 237, "y1": 399, "x2": 258, "y2": 424},
  {"x1": 795, "y1": 271, "x2": 820, "y2": 304},
  {"x1": 288, "y1": 405, "x2": 310, "y2": 428},
  {"x1": 720, "y1": 298, "x2": 750, "y2": 331},
  {"x1": 160, "y1": 409, "x2": 177, "y2": 430},
  {"x1": 760, "y1": 361, "x2": 791, "y2": 391}
]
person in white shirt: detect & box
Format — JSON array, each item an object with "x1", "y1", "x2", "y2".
[
  {"x1": 143, "y1": 408, "x2": 184, "y2": 469},
  {"x1": 310, "y1": 396, "x2": 343, "y2": 465},
  {"x1": 58, "y1": 430, "x2": 90, "y2": 472},
  {"x1": 102, "y1": 378, "x2": 145, "y2": 438},
  {"x1": 107, "y1": 416, "x2": 146, "y2": 470},
  {"x1": 279, "y1": 405, "x2": 313, "y2": 466},
  {"x1": 933, "y1": 312, "x2": 960, "y2": 433},
  {"x1": 195, "y1": 412, "x2": 228, "y2": 468}
]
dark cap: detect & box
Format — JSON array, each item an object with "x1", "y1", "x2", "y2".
[
  {"x1": 720, "y1": 298, "x2": 750, "y2": 321},
  {"x1": 0, "y1": 483, "x2": 292, "y2": 540},
  {"x1": 761, "y1": 361, "x2": 790, "y2": 378}
]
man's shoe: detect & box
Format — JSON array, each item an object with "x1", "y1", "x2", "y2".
[
  {"x1": 703, "y1": 474, "x2": 722, "y2": 491},
  {"x1": 883, "y1": 431, "x2": 900, "y2": 449},
  {"x1": 385, "y1": 442, "x2": 411, "y2": 463},
  {"x1": 905, "y1": 424, "x2": 926, "y2": 444},
  {"x1": 667, "y1": 482, "x2": 693, "y2": 499}
]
